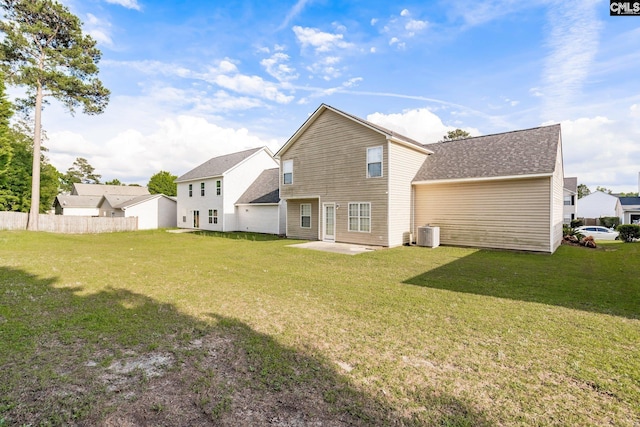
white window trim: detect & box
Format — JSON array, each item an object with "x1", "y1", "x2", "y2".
[
  {"x1": 216, "y1": 180, "x2": 221, "y2": 196},
  {"x1": 348, "y1": 202, "x2": 371, "y2": 233},
  {"x1": 300, "y1": 203, "x2": 311, "y2": 229},
  {"x1": 366, "y1": 146, "x2": 383, "y2": 178},
  {"x1": 283, "y1": 159, "x2": 293, "y2": 185}
]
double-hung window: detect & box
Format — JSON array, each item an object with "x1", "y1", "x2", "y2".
[
  {"x1": 188, "y1": 184, "x2": 193, "y2": 197},
  {"x1": 283, "y1": 160, "x2": 293, "y2": 185},
  {"x1": 201, "y1": 182, "x2": 205, "y2": 196},
  {"x1": 367, "y1": 146, "x2": 382, "y2": 178},
  {"x1": 348, "y1": 202, "x2": 371, "y2": 232},
  {"x1": 208, "y1": 209, "x2": 218, "y2": 224},
  {"x1": 300, "y1": 203, "x2": 311, "y2": 228},
  {"x1": 216, "y1": 180, "x2": 221, "y2": 196}
]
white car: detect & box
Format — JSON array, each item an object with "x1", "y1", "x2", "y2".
[{"x1": 576, "y1": 226, "x2": 619, "y2": 241}]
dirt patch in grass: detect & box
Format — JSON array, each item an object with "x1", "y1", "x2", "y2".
[{"x1": 100, "y1": 331, "x2": 364, "y2": 426}]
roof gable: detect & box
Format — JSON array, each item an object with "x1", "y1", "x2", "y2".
[
  {"x1": 275, "y1": 104, "x2": 431, "y2": 157},
  {"x1": 176, "y1": 147, "x2": 265, "y2": 182},
  {"x1": 413, "y1": 124, "x2": 562, "y2": 182},
  {"x1": 235, "y1": 168, "x2": 280, "y2": 204},
  {"x1": 55, "y1": 194, "x2": 102, "y2": 208}
]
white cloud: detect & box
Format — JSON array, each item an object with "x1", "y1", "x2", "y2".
[
  {"x1": 111, "y1": 59, "x2": 294, "y2": 105},
  {"x1": 557, "y1": 114, "x2": 640, "y2": 192},
  {"x1": 447, "y1": 0, "x2": 545, "y2": 27},
  {"x1": 84, "y1": 13, "x2": 113, "y2": 47},
  {"x1": 104, "y1": 0, "x2": 142, "y2": 11},
  {"x1": 541, "y1": 1, "x2": 602, "y2": 121},
  {"x1": 260, "y1": 52, "x2": 299, "y2": 82},
  {"x1": 212, "y1": 73, "x2": 293, "y2": 104},
  {"x1": 292, "y1": 26, "x2": 354, "y2": 80},
  {"x1": 48, "y1": 115, "x2": 281, "y2": 184},
  {"x1": 293, "y1": 26, "x2": 353, "y2": 53},
  {"x1": 367, "y1": 108, "x2": 480, "y2": 144},
  {"x1": 278, "y1": 0, "x2": 311, "y2": 30},
  {"x1": 377, "y1": 8, "x2": 428, "y2": 50},
  {"x1": 529, "y1": 87, "x2": 543, "y2": 97}
]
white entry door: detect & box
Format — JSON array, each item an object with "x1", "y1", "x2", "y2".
[{"x1": 323, "y1": 203, "x2": 335, "y2": 241}]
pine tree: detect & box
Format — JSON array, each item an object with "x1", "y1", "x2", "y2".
[{"x1": 0, "y1": 0, "x2": 110, "y2": 229}]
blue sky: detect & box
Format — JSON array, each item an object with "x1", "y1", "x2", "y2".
[{"x1": 39, "y1": 0, "x2": 640, "y2": 192}]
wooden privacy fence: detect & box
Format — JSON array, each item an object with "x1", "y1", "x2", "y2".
[{"x1": 0, "y1": 212, "x2": 138, "y2": 233}]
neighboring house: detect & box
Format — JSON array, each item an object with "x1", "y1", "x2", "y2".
[
  {"x1": 98, "y1": 194, "x2": 177, "y2": 229},
  {"x1": 54, "y1": 195, "x2": 103, "y2": 216},
  {"x1": 276, "y1": 104, "x2": 565, "y2": 253},
  {"x1": 235, "y1": 168, "x2": 286, "y2": 235},
  {"x1": 54, "y1": 183, "x2": 175, "y2": 229},
  {"x1": 175, "y1": 147, "x2": 279, "y2": 231},
  {"x1": 71, "y1": 183, "x2": 150, "y2": 197},
  {"x1": 617, "y1": 197, "x2": 640, "y2": 224},
  {"x1": 54, "y1": 183, "x2": 151, "y2": 217},
  {"x1": 577, "y1": 191, "x2": 620, "y2": 219},
  {"x1": 563, "y1": 177, "x2": 578, "y2": 224}
]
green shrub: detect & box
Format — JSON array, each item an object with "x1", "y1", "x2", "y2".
[
  {"x1": 563, "y1": 225, "x2": 584, "y2": 240},
  {"x1": 599, "y1": 216, "x2": 620, "y2": 229},
  {"x1": 616, "y1": 224, "x2": 640, "y2": 243},
  {"x1": 570, "y1": 218, "x2": 584, "y2": 228}
]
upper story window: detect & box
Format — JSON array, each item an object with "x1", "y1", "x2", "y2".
[
  {"x1": 564, "y1": 195, "x2": 574, "y2": 206},
  {"x1": 201, "y1": 182, "x2": 205, "y2": 196},
  {"x1": 188, "y1": 184, "x2": 193, "y2": 197},
  {"x1": 216, "y1": 180, "x2": 221, "y2": 196},
  {"x1": 283, "y1": 159, "x2": 293, "y2": 185},
  {"x1": 367, "y1": 146, "x2": 383, "y2": 178}
]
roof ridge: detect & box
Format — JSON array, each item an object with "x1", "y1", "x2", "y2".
[{"x1": 424, "y1": 123, "x2": 561, "y2": 147}]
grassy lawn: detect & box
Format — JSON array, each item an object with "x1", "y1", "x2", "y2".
[{"x1": 0, "y1": 230, "x2": 638, "y2": 426}]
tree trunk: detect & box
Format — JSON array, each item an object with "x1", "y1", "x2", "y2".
[{"x1": 27, "y1": 83, "x2": 43, "y2": 231}]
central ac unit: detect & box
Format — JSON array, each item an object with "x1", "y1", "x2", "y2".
[{"x1": 417, "y1": 225, "x2": 440, "y2": 248}]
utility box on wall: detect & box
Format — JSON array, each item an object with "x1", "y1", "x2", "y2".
[{"x1": 417, "y1": 225, "x2": 440, "y2": 248}]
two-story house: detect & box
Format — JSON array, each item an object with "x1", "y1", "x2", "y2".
[
  {"x1": 276, "y1": 104, "x2": 430, "y2": 247},
  {"x1": 563, "y1": 177, "x2": 578, "y2": 224},
  {"x1": 276, "y1": 104, "x2": 565, "y2": 253},
  {"x1": 175, "y1": 147, "x2": 279, "y2": 232}
]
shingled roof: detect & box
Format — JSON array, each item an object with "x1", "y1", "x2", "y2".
[
  {"x1": 564, "y1": 176, "x2": 578, "y2": 192},
  {"x1": 55, "y1": 194, "x2": 102, "y2": 208},
  {"x1": 176, "y1": 147, "x2": 264, "y2": 183},
  {"x1": 413, "y1": 124, "x2": 561, "y2": 182},
  {"x1": 72, "y1": 183, "x2": 150, "y2": 196},
  {"x1": 619, "y1": 197, "x2": 640, "y2": 207},
  {"x1": 235, "y1": 168, "x2": 280, "y2": 204}
]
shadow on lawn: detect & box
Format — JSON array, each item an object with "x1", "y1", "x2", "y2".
[
  {"x1": 192, "y1": 230, "x2": 282, "y2": 241},
  {"x1": 404, "y1": 245, "x2": 640, "y2": 320},
  {"x1": 0, "y1": 266, "x2": 489, "y2": 426}
]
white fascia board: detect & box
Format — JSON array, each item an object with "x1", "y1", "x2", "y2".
[
  {"x1": 225, "y1": 147, "x2": 274, "y2": 176},
  {"x1": 387, "y1": 136, "x2": 433, "y2": 154},
  {"x1": 175, "y1": 174, "x2": 223, "y2": 183},
  {"x1": 413, "y1": 172, "x2": 553, "y2": 186},
  {"x1": 235, "y1": 203, "x2": 280, "y2": 206}
]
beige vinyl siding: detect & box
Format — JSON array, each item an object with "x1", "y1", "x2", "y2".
[
  {"x1": 286, "y1": 199, "x2": 319, "y2": 240},
  {"x1": 280, "y1": 108, "x2": 389, "y2": 246},
  {"x1": 388, "y1": 142, "x2": 428, "y2": 247},
  {"x1": 551, "y1": 140, "x2": 564, "y2": 252},
  {"x1": 414, "y1": 178, "x2": 552, "y2": 252}
]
